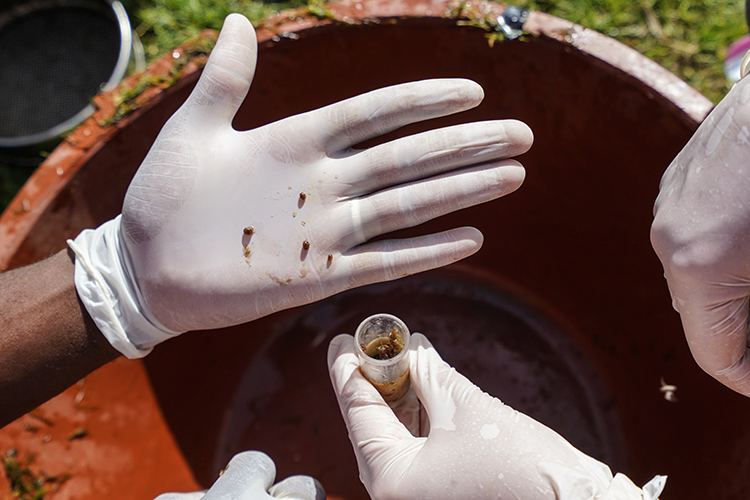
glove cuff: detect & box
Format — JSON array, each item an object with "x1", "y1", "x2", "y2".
[
  {"x1": 67, "y1": 216, "x2": 180, "y2": 359},
  {"x1": 539, "y1": 461, "x2": 666, "y2": 500},
  {"x1": 601, "y1": 474, "x2": 666, "y2": 500}
]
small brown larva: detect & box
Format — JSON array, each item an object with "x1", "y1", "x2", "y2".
[{"x1": 659, "y1": 377, "x2": 677, "y2": 402}]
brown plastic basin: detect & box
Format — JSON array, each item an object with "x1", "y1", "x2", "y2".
[{"x1": 2, "y1": 1, "x2": 745, "y2": 499}]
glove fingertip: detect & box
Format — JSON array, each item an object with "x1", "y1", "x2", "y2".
[
  {"x1": 327, "y1": 334, "x2": 364, "y2": 397},
  {"x1": 452, "y1": 78, "x2": 485, "y2": 107},
  {"x1": 453, "y1": 226, "x2": 484, "y2": 252},
  {"x1": 215, "y1": 450, "x2": 275, "y2": 492},
  {"x1": 152, "y1": 493, "x2": 206, "y2": 500},
  {"x1": 223, "y1": 12, "x2": 253, "y2": 29},
  {"x1": 327, "y1": 334, "x2": 355, "y2": 368},
  {"x1": 409, "y1": 332, "x2": 432, "y2": 349},
  {"x1": 186, "y1": 14, "x2": 257, "y2": 123},
  {"x1": 217, "y1": 13, "x2": 257, "y2": 56},
  {"x1": 269, "y1": 475, "x2": 326, "y2": 500},
  {"x1": 409, "y1": 332, "x2": 447, "y2": 370}
]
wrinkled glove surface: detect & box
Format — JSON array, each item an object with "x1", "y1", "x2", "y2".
[
  {"x1": 328, "y1": 333, "x2": 666, "y2": 499},
  {"x1": 652, "y1": 75, "x2": 750, "y2": 396},
  {"x1": 69, "y1": 13, "x2": 532, "y2": 358},
  {"x1": 154, "y1": 451, "x2": 325, "y2": 500}
]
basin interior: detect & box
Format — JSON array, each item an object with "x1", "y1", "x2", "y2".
[
  {"x1": 159, "y1": 270, "x2": 622, "y2": 500},
  {"x1": 4, "y1": 11, "x2": 750, "y2": 500},
  {"x1": 143, "y1": 19, "x2": 750, "y2": 499}
]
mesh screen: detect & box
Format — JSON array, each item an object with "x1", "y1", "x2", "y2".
[{"x1": 0, "y1": 2, "x2": 121, "y2": 140}]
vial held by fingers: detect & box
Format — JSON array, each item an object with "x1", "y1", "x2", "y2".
[{"x1": 354, "y1": 313, "x2": 411, "y2": 403}]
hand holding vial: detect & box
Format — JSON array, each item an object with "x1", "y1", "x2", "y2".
[
  {"x1": 67, "y1": 13, "x2": 533, "y2": 359},
  {"x1": 328, "y1": 330, "x2": 666, "y2": 499}
]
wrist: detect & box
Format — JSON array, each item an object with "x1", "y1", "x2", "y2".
[
  {"x1": 68, "y1": 216, "x2": 180, "y2": 358},
  {"x1": 0, "y1": 249, "x2": 119, "y2": 427}
]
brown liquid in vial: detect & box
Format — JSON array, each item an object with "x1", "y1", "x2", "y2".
[
  {"x1": 368, "y1": 369, "x2": 410, "y2": 402},
  {"x1": 359, "y1": 330, "x2": 409, "y2": 402}
]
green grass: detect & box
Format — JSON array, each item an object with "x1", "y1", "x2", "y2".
[
  {"x1": 1, "y1": 0, "x2": 747, "y2": 211},
  {"x1": 120, "y1": 0, "x2": 307, "y2": 61},
  {"x1": 515, "y1": 0, "x2": 747, "y2": 103},
  {"x1": 120, "y1": 0, "x2": 747, "y2": 103}
]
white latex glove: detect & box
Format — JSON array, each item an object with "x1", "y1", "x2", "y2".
[
  {"x1": 154, "y1": 451, "x2": 325, "y2": 500},
  {"x1": 328, "y1": 333, "x2": 666, "y2": 500},
  {"x1": 651, "y1": 73, "x2": 750, "y2": 397},
  {"x1": 67, "y1": 13, "x2": 532, "y2": 358}
]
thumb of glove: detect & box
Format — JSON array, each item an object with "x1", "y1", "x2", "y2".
[
  {"x1": 268, "y1": 475, "x2": 326, "y2": 499},
  {"x1": 181, "y1": 12, "x2": 257, "y2": 129}
]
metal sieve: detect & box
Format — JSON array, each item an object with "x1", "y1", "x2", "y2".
[{"x1": 0, "y1": 0, "x2": 142, "y2": 148}]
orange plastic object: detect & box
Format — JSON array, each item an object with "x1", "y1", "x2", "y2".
[{"x1": 4, "y1": 2, "x2": 747, "y2": 499}]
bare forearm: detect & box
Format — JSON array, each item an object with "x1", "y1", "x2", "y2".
[{"x1": 0, "y1": 249, "x2": 120, "y2": 427}]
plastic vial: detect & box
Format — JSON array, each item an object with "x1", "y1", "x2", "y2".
[{"x1": 354, "y1": 313, "x2": 411, "y2": 403}]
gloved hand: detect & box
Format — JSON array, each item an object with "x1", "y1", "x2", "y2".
[
  {"x1": 67, "y1": 13, "x2": 532, "y2": 358},
  {"x1": 651, "y1": 71, "x2": 750, "y2": 396},
  {"x1": 153, "y1": 451, "x2": 325, "y2": 500},
  {"x1": 328, "y1": 333, "x2": 666, "y2": 499}
]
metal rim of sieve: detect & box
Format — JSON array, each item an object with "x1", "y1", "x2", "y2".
[{"x1": 0, "y1": 0, "x2": 138, "y2": 148}]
